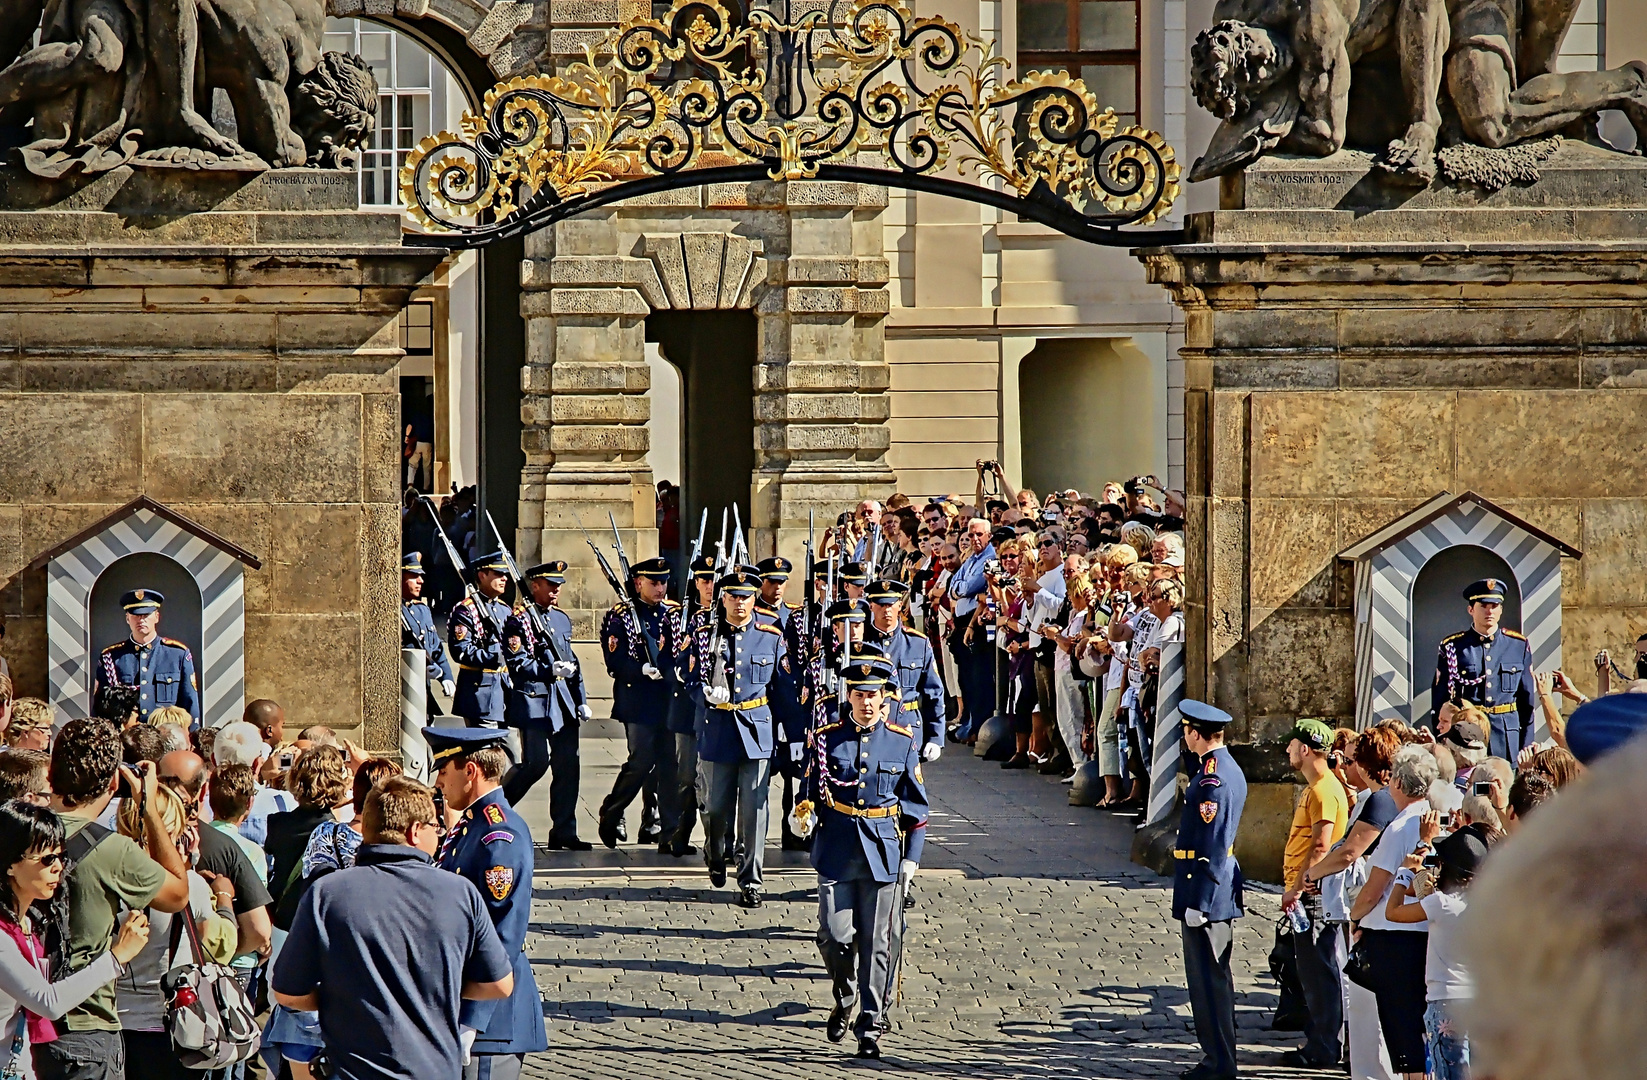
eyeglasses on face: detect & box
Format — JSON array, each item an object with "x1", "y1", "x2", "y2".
[
  {"x1": 24, "y1": 851, "x2": 65, "y2": 868},
  {"x1": 1038, "y1": 539, "x2": 1060, "y2": 548}
]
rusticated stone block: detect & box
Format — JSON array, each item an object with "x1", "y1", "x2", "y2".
[
  {"x1": 548, "y1": 424, "x2": 649, "y2": 454},
  {"x1": 1248, "y1": 498, "x2": 1337, "y2": 612},
  {"x1": 143, "y1": 393, "x2": 362, "y2": 503},
  {"x1": 245, "y1": 614, "x2": 362, "y2": 734},
  {"x1": 550, "y1": 395, "x2": 651, "y2": 423},
  {"x1": 272, "y1": 505, "x2": 362, "y2": 614},
  {"x1": 1249, "y1": 390, "x2": 1454, "y2": 498},
  {"x1": 549, "y1": 361, "x2": 649, "y2": 392},
  {"x1": 1247, "y1": 608, "x2": 1355, "y2": 722},
  {"x1": 786, "y1": 287, "x2": 857, "y2": 313},
  {"x1": 0, "y1": 394, "x2": 142, "y2": 501},
  {"x1": 1577, "y1": 499, "x2": 1647, "y2": 607},
  {"x1": 1456, "y1": 390, "x2": 1647, "y2": 498}
]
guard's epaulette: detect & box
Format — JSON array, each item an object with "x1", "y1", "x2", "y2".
[
  {"x1": 816, "y1": 721, "x2": 842, "y2": 735},
  {"x1": 1440, "y1": 631, "x2": 1465, "y2": 644},
  {"x1": 663, "y1": 599, "x2": 681, "y2": 608},
  {"x1": 786, "y1": 602, "x2": 803, "y2": 610},
  {"x1": 405, "y1": 597, "x2": 427, "y2": 605},
  {"x1": 886, "y1": 721, "x2": 914, "y2": 738},
  {"x1": 459, "y1": 597, "x2": 475, "y2": 608},
  {"x1": 609, "y1": 601, "x2": 629, "y2": 613},
  {"x1": 755, "y1": 622, "x2": 782, "y2": 633},
  {"x1": 162, "y1": 638, "x2": 191, "y2": 653},
  {"x1": 101, "y1": 642, "x2": 123, "y2": 654},
  {"x1": 1503, "y1": 629, "x2": 1526, "y2": 641}
]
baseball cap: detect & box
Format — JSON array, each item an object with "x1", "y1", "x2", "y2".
[{"x1": 1287, "y1": 718, "x2": 1334, "y2": 752}]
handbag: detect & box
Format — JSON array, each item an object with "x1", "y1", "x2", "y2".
[
  {"x1": 162, "y1": 905, "x2": 261, "y2": 1068},
  {"x1": 1343, "y1": 931, "x2": 1377, "y2": 991},
  {"x1": 0, "y1": 1009, "x2": 25, "y2": 1080}
]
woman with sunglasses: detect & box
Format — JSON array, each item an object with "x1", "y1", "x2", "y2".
[{"x1": 0, "y1": 801, "x2": 151, "y2": 1079}]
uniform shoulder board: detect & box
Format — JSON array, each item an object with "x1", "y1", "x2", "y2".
[
  {"x1": 101, "y1": 642, "x2": 122, "y2": 654},
  {"x1": 663, "y1": 599, "x2": 681, "y2": 608},
  {"x1": 786, "y1": 602, "x2": 803, "y2": 610},
  {"x1": 755, "y1": 622, "x2": 782, "y2": 633},
  {"x1": 886, "y1": 721, "x2": 914, "y2": 738},
  {"x1": 162, "y1": 638, "x2": 191, "y2": 652},
  {"x1": 609, "y1": 601, "x2": 629, "y2": 613},
  {"x1": 1502, "y1": 629, "x2": 1526, "y2": 640},
  {"x1": 458, "y1": 597, "x2": 475, "y2": 609},
  {"x1": 816, "y1": 721, "x2": 842, "y2": 735},
  {"x1": 1440, "y1": 631, "x2": 1464, "y2": 644}
]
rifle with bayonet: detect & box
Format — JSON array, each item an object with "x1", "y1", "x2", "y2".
[
  {"x1": 579, "y1": 517, "x2": 659, "y2": 672},
  {"x1": 421, "y1": 496, "x2": 504, "y2": 642},
  {"x1": 679, "y1": 508, "x2": 708, "y2": 637},
  {"x1": 608, "y1": 512, "x2": 662, "y2": 671},
  {"x1": 802, "y1": 510, "x2": 814, "y2": 645},
  {"x1": 730, "y1": 503, "x2": 747, "y2": 566},
  {"x1": 484, "y1": 510, "x2": 577, "y2": 715}
]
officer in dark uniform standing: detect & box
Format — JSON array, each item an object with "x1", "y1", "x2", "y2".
[
  {"x1": 788, "y1": 651, "x2": 929, "y2": 1060},
  {"x1": 401, "y1": 553, "x2": 455, "y2": 713},
  {"x1": 94, "y1": 589, "x2": 200, "y2": 726},
  {"x1": 599, "y1": 556, "x2": 681, "y2": 849},
  {"x1": 862, "y1": 579, "x2": 946, "y2": 759},
  {"x1": 1173, "y1": 699, "x2": 1248, "y2": 1080},
  {"x1": 664, "y1": 556, "x2": 719, "y2": 857},
  {"x1": 447, "y1": 550, "x2": 515, "y2": 730},
  {"x1": 1431, "y1": 578, "x2": 1537, "y2": 761},
  {"x1": 424, "y1": 727, "x2": 547, "y2": 1080},
  {"x1": 685, "y1": 568, "x2": 789, "y2": 907},
  {"x1": 500, "y1": 560, "x2": 592, "y2": 849}
]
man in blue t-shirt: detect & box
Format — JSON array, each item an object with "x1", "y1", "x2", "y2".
[{"x1": 272, "y1": 777, "x2": 514, "y2": 1080}]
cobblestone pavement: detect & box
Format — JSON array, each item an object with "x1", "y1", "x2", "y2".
[{"x1": 512, "y1": 722, "x2": 1307, "y2": 1079}]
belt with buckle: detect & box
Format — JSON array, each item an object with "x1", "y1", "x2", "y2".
[
  {"x1": 456, "y1": 663, "x2": 507, "y2": 674},
  {"x1": 822, "y1": 794, "x2": 899, "y2": 819},
  {"x1": 1486, "y1": 702, "x2": 1517, "y2": 714},
  {"x1": 711, "y1": 695, "x2": 768, "y2": 711}
]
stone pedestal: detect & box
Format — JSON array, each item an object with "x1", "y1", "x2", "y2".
[
  {"x1": 0, "y1": 168, "x2": 444, "y2": 751},
  {"x1": 1137, "y1": 143, "x2": 1647, "y2": 876},
  {"x1": 518, "y1": 179, "x2": 894, "y2": 637}
]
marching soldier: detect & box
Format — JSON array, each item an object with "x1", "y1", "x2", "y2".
[
  {"x1": 599, "y1": 556, "x2": 681, "y2": 850},
  {"x1": 787, "y1": 651, "x2": 929, "y2": 1060},
  {"x1": 425, "y1": 727, "x2": 548, "y2": 1080},
  {"x1": 401, "y1": 553, "x2": 455, "y2": 713},
  {"x1": 685, "y1": 568, "x2": 789, "y2": 907},
  {"x1": 663, "y1": 555, "x2": 719, "y2": 857},
  {"x1": 1431, "y1": 577, "x2": 1537, "y2": 761},
  {"x1": 501, "y1": 560, "x2": 592, "y2": 850},
  {"x1": 756, "y1": 557, "x2": 811, "y2": 851},
  {"x1": 1173, "y1": 700, "x2": 1247, "y2": 1080},
  {"x1": 94, "y1": 589, "x2": 200, "y2": 726},
  {"x1": 839, "y1": 562, "x2": 871, "y2": 606},
  {"x1": 862, "y1": 579, "x2": 946, "y2": 760},
  {"x1": 447, "y1": 550, "x2": 515, "y2": 730}
]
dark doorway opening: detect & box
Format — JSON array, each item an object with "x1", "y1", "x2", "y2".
[
  {"x1": 1411, "y1": 545, "x2": 1522, "y2": 727},
  {"x1": 646, "y1": 312, "x2": 757, "y2": 570},
  {"x1": 89, "y1": 554, "x2": 204, "y2": 678}
]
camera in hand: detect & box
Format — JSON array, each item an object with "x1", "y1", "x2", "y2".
[
  {"x1": 1472, "y1": 780, "x2": 1493, "y2": 797},
  {"x1": 93, "y1": 683, "x2": 140, "y2": 724},
  {"x1": 982, "y1": 559, "x2": 1017, "y2": 589},
  {"x1": 1422, "y1": 853, "x2": 1444, "y2": 870}
]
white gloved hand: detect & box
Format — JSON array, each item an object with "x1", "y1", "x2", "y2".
[
  {"x1": 897, "y1": 859, "x2": 918, "y2": 889},
  {"x1": 441, "y1": 679, "x2": 455, "y2": 697},
  {"x1": 552, "y1": 660, "x2": 578, "y2": 679},
  {"x1": 1184, "y1": 908, "x2": 1208, "y2": 928},
  {"x1": 789, "y1": 742, "x2": 805, "y2": 763},
  {"x1": 577, "y1": 703, "x2": 593, "y2": 721},
  {"x1": 642, "y1": 663, "x2": 663, "y2": 680},
  {"x1": 704, "y1": 686, "x2": 731, "y2": 706},
  {"x1": 786, "y1": 801, "x2": 815, "y2": 839},
  {"x1": 922, "y1": 743, "x2": 942, "y2": 762},
  {"x1": 459, "y1": 1026, "x2": 478, "y2": 1065}
]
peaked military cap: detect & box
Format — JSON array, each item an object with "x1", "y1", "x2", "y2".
[
  {"x1": 525, "y1": 560, "x2": 567, "y2": 583},
  {"x1": 718, "y1": 569, "x2": 761, "y2": 595},
  {"x1": 400, "y1": 552, "x2": 427, "y2": 576},
  {"x1": 422, "y1": 725, "x2": 510, "y2": 766},
  {"x1": 865, "y1": 579, "x2": 910, "y2": 604},
  {"x1": 825, "y1": 599, "x2": 866, "y2": 623},
  {"x1": 631, "y1": 557, "x2": 672, "y2": 580},
  {"x1": 756, "y1": 557, "x2": 793, "y2": 581},
  {"x1": 839, "y1": 561, "x2": 870, "y2": 585},
  {"x1": 1179, "y1": 699, "x2": 1233, "y2": 727},
  {"x1": 121, "y1": 589, "x2": 164, "y2": 614},
  {"x1": 843, "y1": 651, "x2": 896, "y2": 690},
  {"x1": 691, "y1": 554, "x2": 718, "y2": 577},
  {"x1": 1464, "y1": 578, "x2": 1506, "y2": 604},
  {"x1": 469, "y1": 549, "x2": 511, "y2": 574}
]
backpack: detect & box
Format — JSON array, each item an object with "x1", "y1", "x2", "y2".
[
  {"x1": 161, "y1": 902, "x2": 261, "y2": 1068},
  {"x1": 272, "y1": 826, "x2": 347, "y2": 931}
]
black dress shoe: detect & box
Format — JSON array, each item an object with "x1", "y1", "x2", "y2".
[
  {"x1": 738, "y1": 886, "x2": 763, "y2": 908},
  {"x1": 708, "y1": 860, "x2": 728, "y2": 888},
  {"x1": 639, "y1": 829, "x2": 664, "y2": 845},
  {"x1": 855, "y1": 1035, "x2": 880, "y2": 1059},
  {"x1": 1179, "y1": 1066, "x2": 1236, "y2": 1080},
  {"x1": 615, "y1": 819, "x2": 629, "y2": 842},
  {"x1": 1268, "y1": 1010, "x2": 1308, "y2": 1032},
  {"x1": 1279, "y1": 1049, "x2": 1335, "y2": 1070},
  {"x1": 547, "y1": 837, "x2": 593, "y2": 852},
  {"x1": 597, "y1": 819, "x2": 621, "y2": 849},
  {"x1": 902, "y1": 889, "x2": 916, "y2": 911},
  {"x1": 826, "y1": 1006, "x2": 851, "y2": 1043},
  {"x1": 1000, "y1": 753, "x2": 1031, "y2": 770}
]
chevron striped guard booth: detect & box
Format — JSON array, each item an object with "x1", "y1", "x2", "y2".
[
  {"x1": 1338, "y1": 491, "x2": 1582, "y2": 736},
  {"x1": 28, "y1": 496, "x2": 260, "y2": 729}
]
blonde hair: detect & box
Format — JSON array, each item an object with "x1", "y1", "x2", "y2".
[
  {"x1": 1123, "y1": 563, "x2": 1153, "y2": 586},
  {"x1": 996, "y1": 537, "x2": 1028, "y2": 560},
  {"x1": 1150, "y1": 578, "x2": 1185, "y2": 608},
  {"x1": 1105, "y1": 545, "x2": 1139, "y2": 571},
  {"x1": 146, "y1": 706, "x2": 193, "y2": 730},
  {"x1": 1120, "y1": 522, "x2": 1156, "y2": 557},
  {"x1": 118, "y1": 782, "x2": 188, "y2": 844},
  {"x1": 6, "y1": 699, "x2": 55, "y2": 743},
  {"x1": 1455, "y1": 703, "x2": 1490, "y2": 730}
]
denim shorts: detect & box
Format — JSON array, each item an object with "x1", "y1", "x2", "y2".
[{"x1": 1424, "y1": 999, "x2": 1470, "y2": 1080}]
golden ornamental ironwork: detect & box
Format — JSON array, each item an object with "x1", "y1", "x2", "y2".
[{"x1": 401, "y1": 0, "x2": 1181, "y2": 248}]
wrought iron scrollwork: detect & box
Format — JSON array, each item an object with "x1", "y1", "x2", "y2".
[{"x1": 401, "y1": 0, "x2": 1182, "y2": 248}]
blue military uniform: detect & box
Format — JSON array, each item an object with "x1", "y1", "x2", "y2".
[
  {"x1": 1172, "y1": 700, "x2": 1247, "y2": 1080},
  {"x1": 501, "y1": 561, "x2": 589, "y2": 847},
  {"x1": 863, "y1": 580, "x2": 946, "y2": 752},
  {"x1": 683, "y1": 570, "x2": 790, "y2": 901},
  {"x1": 1431, "y1": 578, "x2": 1536, "y2": 761},
  {"x1": 402, "y1": 553, "x2": 454, "y2": 716},
  {"x1": 599, "y1": 557, "x2": 683, "y2": 850},
  {"x1": 447, "y1": 551, "x2": 514, "y2": 727},
  {"x1": 93, "y1": 590, "x2": 200, "y2": 726},
  {"x1": 425, "y1": 728, "x2": 547, "y2": 1080},
  {"x1": 796, "y1": 652, "x2": 929, "y2": 1055},
  {"x1": 664, "y1": 562, "x2": 719, "y2": 858},
  {"x1": 756, "y1": 557, "x2": 812, "y2": 852}
]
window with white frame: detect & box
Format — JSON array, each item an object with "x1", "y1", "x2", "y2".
[
  {"x1": 323, "y1": 19, "x2": 434, "y2": 207},
  {"x1": 1016, "y1": 0, "x2": 1140, "y2": 128}
]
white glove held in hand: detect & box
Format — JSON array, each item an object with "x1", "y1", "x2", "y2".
[
  {"x1": 897, "y1": 859, "x2": 918, "y2": 889},
  {"x1": 1184, "y1": 908, "x2": 1208, "y2": 928},
  {"x1": 641, "y1": 663, "x2": 662, "y2": 680},
  {"x1": 459, "y1": 1027, "x2": 478, "y2": 1065},
  {"x1": 552, "y1": 660, "x2": 578, "y2": 679},
  {"x1": 704, "y1": 686, "x2": 731, "y2": 706},
  {"x1": 577, "y1": 703, "x2": 593, "y2": 721},
  {"x1": 441, "y1": 679, "x2": 455, "y2": 697},
  {"x1": 786, "y1": 803, "x2": 815, "y2": 839},
  {"x1": 922, "y1": 743, "x2": 942, "y2": 762}
]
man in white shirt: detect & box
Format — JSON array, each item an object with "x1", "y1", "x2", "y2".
[{"x1": 211, "y1": 721, "x2": 295, "y2": 848}]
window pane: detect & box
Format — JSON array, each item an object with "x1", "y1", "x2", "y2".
[
  {"x1": 359, "y1": 32, "x2": 392, "y2": 87},
  {"x1": 1080, "y1": 63, "x2": 1136, "y2": 113},
  {"x1": 1018, "y1": 0, "x2": 1068, "y2": 51},
  {"x1": 322, "y1": 32, "x2": 353, "y2": 55},
  {"x1": 1079, "y1": 1, "x2": 1135, "y2": 50},
  {"x1": 396, "y1": 35, "x2": 431, "y2": 88}
]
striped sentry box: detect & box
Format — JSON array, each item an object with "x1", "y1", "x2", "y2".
[
  {"x1": 1146, "y1": 639, "x2": 1186, "y2": 827},
  {"x1": 401, "y1": 649, "x2": 431, "y2": 783}
]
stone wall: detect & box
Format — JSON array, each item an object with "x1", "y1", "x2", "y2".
[{"x1": 0, "y1": 169, "x2": 442, "y2": 750}]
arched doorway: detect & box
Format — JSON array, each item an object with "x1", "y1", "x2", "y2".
[
  {"x1": 1410, "y1": 545, "x2": 1522, "y2": 727},
  {"x1": 88, "y1": 554, "x2": 205, "y2": 665}
]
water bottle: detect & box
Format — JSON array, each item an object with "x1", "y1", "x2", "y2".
[{"x1": 1286, "y1": 902, "x2": 1310, "y2": 935}]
